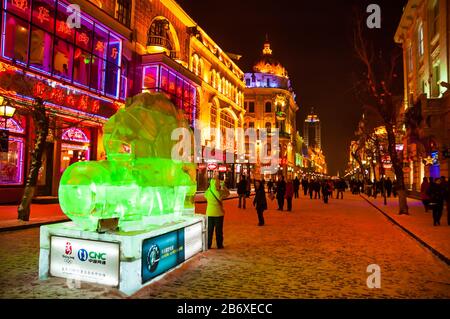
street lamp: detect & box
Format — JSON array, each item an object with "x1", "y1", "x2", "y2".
[{"x1": 0, "y1": 96, "x2": 16, "y2": 126}]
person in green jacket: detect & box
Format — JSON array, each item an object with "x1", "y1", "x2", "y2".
[{"x1": 205, "y1": 175, "x2": 230, "y2": 249}]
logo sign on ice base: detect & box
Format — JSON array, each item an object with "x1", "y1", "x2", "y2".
[{"x1": 50, "y1": 236, "x2": 120, "y2": 287}]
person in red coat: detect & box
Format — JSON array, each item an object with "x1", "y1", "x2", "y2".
[{"x1": 285, "y1": 178, "x2": 294, "y2": 211}]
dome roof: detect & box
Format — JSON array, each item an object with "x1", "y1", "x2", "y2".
[{"x1": 253, "y1": 39, "x2": 288, "y2": 77}]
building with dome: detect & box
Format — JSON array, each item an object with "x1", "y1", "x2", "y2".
[{"x1": 243, "y1": 37, "x2": 299, "y2": 180}]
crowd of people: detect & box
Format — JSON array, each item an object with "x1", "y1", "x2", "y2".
[{"x1": 205, "y1": 173, "x2": 450, "y2": 249}]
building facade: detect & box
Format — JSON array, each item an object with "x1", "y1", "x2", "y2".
[
  {"x1": 303, "y1": 108, "x2": 321, "y2": 149},
  {"x1": 394, "y1": 0, "x2": 450, "y2": 191},
  {"x1": 0, "y1": 0, "x2": 244, "y2": 203},
  {"x1": 244, "y1": 39, "x2": 299, "y2": 180}
]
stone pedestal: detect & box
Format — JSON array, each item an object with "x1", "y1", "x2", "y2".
[{"x1": 39, "y1": 215, "x2": 207, "y2": 296}]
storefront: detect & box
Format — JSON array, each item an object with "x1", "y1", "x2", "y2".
[{"x1": 0, "y1": 0, "x2": 124, "y2": 203}]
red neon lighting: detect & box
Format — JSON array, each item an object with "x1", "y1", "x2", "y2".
[
  {"x1": 37, "y1": 6, "x2": 50, "y2": 24},
  {"x1": 12, "y1": 0, "x2": 28, "y2": 11},
  {"x1": 95, "y1": 41, "x2": 105, "y2": 52},
  {"x1": 56, "y1": 20, "x2": 73, "y2": 36},
  {"x1": 77, "y1": 33, "x2": 90, "y2": 46}
]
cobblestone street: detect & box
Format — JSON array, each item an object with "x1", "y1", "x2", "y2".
[{"x1": 0, "y1": 193, "x2": 449, "y2": 299}]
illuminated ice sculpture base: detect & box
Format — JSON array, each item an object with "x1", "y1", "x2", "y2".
[{"x1": 39, "y1": 215, "x2": 207, "y2": 296}]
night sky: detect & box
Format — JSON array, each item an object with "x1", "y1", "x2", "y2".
[{"x1": 176, "y1": 0, "x2": 407, "y2": 176}]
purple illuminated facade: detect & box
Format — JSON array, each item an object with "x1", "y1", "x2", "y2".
[{"x1": 0, "y1": 0, "x2": 125, "y2": 203}]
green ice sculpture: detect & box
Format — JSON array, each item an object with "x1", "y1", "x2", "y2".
[{"x1": 58, "y1": 93, "x2": 197, "y2": 232}]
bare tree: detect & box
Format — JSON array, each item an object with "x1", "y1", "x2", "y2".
[
  {"x1": 0, "y1": 63, "x2": 87, "y2": 220},
  {"x1": 353, "y1": 14, "x2": 408, "y2": 214}
]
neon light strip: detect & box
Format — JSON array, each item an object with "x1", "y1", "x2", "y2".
[
  {"x1": 0, "y1": 118, "x2": 25, "y2": 133},
  {"x1": 62, "y1": 128, "x2": 90, "y2": 143},
  {"x1": 14, "y1": 92, "x2": 109, "y2": 121}
]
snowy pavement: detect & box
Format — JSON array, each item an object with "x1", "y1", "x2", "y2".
[{"x1": 0, "y1": 193, "x2": 449, "y2": 298}]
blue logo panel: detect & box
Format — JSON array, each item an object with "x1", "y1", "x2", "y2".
[{"x1": 142, "y1": 229, "x2": 185, "y2": 284}]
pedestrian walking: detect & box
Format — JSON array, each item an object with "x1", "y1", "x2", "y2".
[
  {"x1": 308, "y1": 179, "x2": 314, "y2": 199},
  {"x1": 427, "y1": 177, "x2": 445, "y2": 226},
  {"x1": 253, "y1": 180, "x2": 267, "y2": 226},
  {"x1": 385, "y1": 177, "x2": 393, "y2": 197},
  {"x1": 237, "y1": 176, "x2": 247, "y2": 209},
  {"x1": 293, "y1": 177, "x2": 300, "y2": 199},
  {"x1": 275, "y1": 176, "x2": 286, "y2": 210},
  {"x1": 314, "y1": 179, "x2": 321, "y2": 199},
  {"x1": 322, "y1": 180, "x2": 332, "y2": 204},
  {"x1": 302, "y1": 178, "x2": 309, "y2": 196},
  {"x1": 205, "y1": 176, "x2": 230, "y2": 249},
  {"x1": 420, "y1": 177, "x2": 430, "y2": 212},
  {"x1": 267, "y1": 179, "x2": 274, "y2": 194},
  {"x1": 285, "y1": 178, "x2": 294, "y2": 211},
  {"x1": 336, "y1": 178, "x2": 346, "y2": 199},
  {"x1": 392, "y1": 179, "x2": 398, "y2": 197}
]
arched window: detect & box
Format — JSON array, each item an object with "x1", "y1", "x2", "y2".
[
  {"x1": 265, "y1": 102, "x2": 272, "y2": 113},
  {"x1": 217, "y1": 74, "x2": 222, "y2": 92},
  {"x1": 265, "y1": 122, "x2": 271, "y2": 133},
  {"x1": 211, "y1": 70, "x2": 216, "y2": 87},
  {"x1": 147, "y1": 18, "x2": 174, "y2": 51}
]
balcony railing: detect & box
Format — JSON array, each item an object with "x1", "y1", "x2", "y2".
[{"x1": 147, "y1": 35, "x2": 173, "y2": 51}]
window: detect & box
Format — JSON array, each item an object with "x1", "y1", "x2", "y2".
[
  {"x1": 266, "y1": 78, "x2": 270, "y2": 87},
  {"x1": 120, "y1": 57, "x2": 129, "y2": 99},
  {"x1": 211, "y1": 104, "x2": 217, "y2": 130},
  {"x1": 431, "y1": 0, "x2": 439, "y2": 38},
  {"x1": 407, "y1": 45, "x2": 413, "y2": 73},
  {"x1": 418, "y1": 24, "x2": 424, "y2": 57},
  {"x1": 265, "y1": 102, "x2": 272, "y2": 113},
  {"x1": 432, "y1": 64, "x2": 440, "y2": 97},
  {"x1": 246, "y1": 78, "x2": 250, "y2": 86},
  {"x1": 115, "y1": 0, "x2": 131, "y2": 27},
  {"x1": 249, "y1": 122, "x2": 254, "y2": 128},
  {"x1": 1, "y1": 0, "x2": 123, "y2": 98},
  {"x1": 3, "y1": 14, "x2": 30, "y2": 64},
  {"x1": 248, "y1": 101, "x2": 255, "y2": 113},
  {"x1": 266, "y1": 122, "x2": 271, "y2": 133}
]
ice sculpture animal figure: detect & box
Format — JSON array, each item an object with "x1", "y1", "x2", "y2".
[{"x1": 58, "y1": 93, "x2": 197, "y2": 231}]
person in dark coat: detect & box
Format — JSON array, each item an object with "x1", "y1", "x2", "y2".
[
  {"x1": 293, "y1": 177, "x2": 300, "y2": 198},
  {"x1": 253, "y1": 180, "x2": 267, "y2": 226},
  {"x1": 237, "y1": 176, "x2": 247, "y2": 209},
  {"x1": 267, "y1": 179, "x2": 274, "y2": 194},
  {"x1": 314, "y1": 179, "x2": 321, "y2": 199},
  {"x1": 322, "y1": 180, "x2": 332, "y2": 204},
  {"x1": 392, "y1": 179, "x2": 398, "y2": 197},
  {"x1": 427, "y1": 178, "x2": 445, "y2": 226},
  {"x1": 385, "y1": 177, "x2": 393, "y2": 197},
  {"x1": 336, "y1": 179, "x2": 347, "y2": 199},
  {"x1": 308, "y1": 179, "x2": 314, "y2": 199},
  {"x1": 420, "y1": 177, "x2": 430, "y2": 212},
  {"x1": 275, "y1": 176, "x2": 286, "y2": 210},
  {"x1": 302, "y1": 178, "x2": 309, "y2": 196}
]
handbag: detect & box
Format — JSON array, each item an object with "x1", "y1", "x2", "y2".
[{"x1": 210, "y1": 188, "x2": 223, "y2": 207}]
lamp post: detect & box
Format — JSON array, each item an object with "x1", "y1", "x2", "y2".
[{"x1": 0, "y1": 95, "x2": 16, "y2": 153}]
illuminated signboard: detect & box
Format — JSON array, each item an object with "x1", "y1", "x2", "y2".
[
  {"x1": 141, "y1": 223, "x2": 202, "y2": 283},
  {"x1": 50, "y1": 236, "x2": 120, "y2": 286}
]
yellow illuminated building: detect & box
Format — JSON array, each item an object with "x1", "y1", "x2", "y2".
[{"x1": 244, "y1": 38, "x2": 299, "y2": 180}]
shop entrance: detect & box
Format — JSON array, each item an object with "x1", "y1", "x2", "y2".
[{"x1": 37, "y1": 142, "x2": 54, "y2": 196}]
